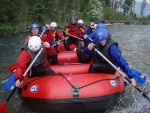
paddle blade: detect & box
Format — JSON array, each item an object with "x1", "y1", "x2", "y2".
[
  {"x1": 3, "y1": 73, "x2": 16, "y2": 91},
  {"x1": 131, "y1": 68, "x2": 146, "y2": 84},
  {"x1": 8, "y1": 63, "x2": 18, "y2": 73},
  {"x1": 0, "y1": 101, "x2": 7, "y2": 113}
]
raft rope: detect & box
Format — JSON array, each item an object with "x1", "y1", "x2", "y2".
[
  {"x1": 21, "y1": 73, "x2": 122, "y2": 91},
  {"x1": 57, "y1": 72, "x2": 121, "y2": 90}
]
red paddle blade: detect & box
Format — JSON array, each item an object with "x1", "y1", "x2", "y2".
[
  {"x1": 8, "y1": 63, "x2": 18, "y2": 73},
  {"x1": 0, "y1": 101, "x2": 7, "y2": 113}
]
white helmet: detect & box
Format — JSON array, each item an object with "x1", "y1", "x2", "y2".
[
  {"x1": 78, "y1": 19, "x2": 83, "y2": 24},
  {"x1": 28, "y1": 36, "x2": 41, "y2": 51},
  {"x1": 50, "y1": 22, "x2": 57, "y2": 27}
]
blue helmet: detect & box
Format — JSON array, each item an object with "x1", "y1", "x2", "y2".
[
  {"x1": 41, "y1": 26, "x2": 46, "y2": 34},
  {"x1": 96, "y1": 28, "x2": 108, "y2": 41},
  {"x1": 30, "y1": 23, "x2": 39, "y2": 30},
  {"x1": 96, "y1": 23, "x2": 106, "y2": 29},
  {"x1": 70, "y1": 16, "x2": 78, "y2": 20}
]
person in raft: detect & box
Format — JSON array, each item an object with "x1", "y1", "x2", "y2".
[
  {"x1": 84, "y1": 22, "x2": 97, "y2": 36},
  {"x1": 24, "y1": 23, "x2": 47, "y2": 44},
  {"x1": 77, "y1": 19, "x2": 86, "y2": 30},
  {"x1": 63, "y1": 16, "x2": 85, "y2": 51},
  {"x1": 45, "y1": 22, "x2": 64, "y2": 49},
  {"x1": 15, "y1": 36, "x2": 56, "y2": 87},
  {"x1": 83, "y1": 28, "x2": 136, "y2": 86}
]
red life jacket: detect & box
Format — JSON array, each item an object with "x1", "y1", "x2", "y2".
[{"x1": 69, "y1": 24, "x2": 82, "y2": 38}]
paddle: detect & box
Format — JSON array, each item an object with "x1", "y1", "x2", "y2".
[
  {"x1": 3, "y1": 73, "x2": 16, "y2": 91},
  {"x1": 68, "y1": 34, "x2": 84, "y2": 41},
  {"x1": 0, "y1": 47, "x2": 43, "y2": 113}
]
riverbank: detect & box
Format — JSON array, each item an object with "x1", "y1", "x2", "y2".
[
  {"x1": 0, "y1": 19, "x2": 150, "y2": 37},
  {"x1": 0, "y1": 24, "x2": 29, "y2": 37}
]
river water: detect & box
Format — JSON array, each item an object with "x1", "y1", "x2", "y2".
[{"x1": 0, "y1": 25, "x2": 150, "y2": 113}]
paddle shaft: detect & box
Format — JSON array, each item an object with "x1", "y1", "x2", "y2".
[
  {"x1": 94, "y1": 48, "x2": 150, "y2": 101},
  {"x1": 68, "y1": 34, "x2": 84, "y2": 40},
  {"x1": 39, "y1": 30, "x2": 45, "y2": 38},
  {"x1": 6, "y1": 86, "x2": 17, "y2": 101}
]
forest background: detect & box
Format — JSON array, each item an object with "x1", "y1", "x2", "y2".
[{"x1": 0, "y1": 0, "x2": 150, "y2": 36}]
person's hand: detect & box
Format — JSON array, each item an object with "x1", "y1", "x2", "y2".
[
  {"x1": 88, "y1": 43, "x2": 95, "y2": 51},
  {"x1": 64, "y1": 36, "x2": 69, "y2": 40},
  {"x1": 45, "y1": 24, "x2": 50, "y2": 30},
  {"x1": 43, "y1": 42, "x2": 50, "y2": 49},
  {"x1": 130, "y1": 78, "x2": 136, "y2": 86},
  {"x1": 84, "y1": 35, "x2": 88, "y2": 39},
  {"x1": 56, "y1": 41, "x2": 60, "y2": 45},
  {"x1": 16, "y1": 79, "x2": 21, "y2": 87},
  {"x1": 65, "y1": 32, "x2": 69, "y2": 36}
]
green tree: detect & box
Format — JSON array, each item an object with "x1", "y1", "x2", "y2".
[
  {"x1": 101, "y1": 0, "x2": 111, "y2": 7},
  {"x1": 86, "y1": 0, "x2": 103, "y2": 21},
  {"x1": 122, "y1": 0, "x2": 134, "y2": 15},
  {"x1": 0, "y1": 0, "x2": 22, "y2": 24},
  {"x1": 141, "y1": 0, "x2": 147, "y2": 17},
  {"x1": 28, "y1": 1, "x2": 47, "y2": 24}
]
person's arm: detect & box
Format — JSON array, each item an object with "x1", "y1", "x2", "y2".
[
  {"x1": 43, "y1": 42, "x2": 55, "y2": 56},
  {"x1": 15, "y1": 50, "x2": 31, "y2": 85},
  {"x1": 84, "y1": 43, "x2": 95, "y2": 57},
  {"x1": 63, "y1": 26, "x2": 70, "y2": 36},
  {"x1": 84, "y1": 32, "x2": 96, "y2": 46},
  {"x1": 57, "y1": 30, "x2": 64, "y2": 40},
  {"x1": 109, "y1": 44, "x2": 134, "y2": 79},
  {"x1": 41, "y1": 34, "x2": 48, "y2": 42},
  {"x1": 45, "y1": 30, "x2": 54, "y2": 43},
  {"x1": 84, "y1": 27, "x2": 92, "y2": 35}
]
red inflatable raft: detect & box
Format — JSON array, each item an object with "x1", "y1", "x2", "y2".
[{"x1": 20, "y1": 51, "x2": 125, "y2": 113}]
